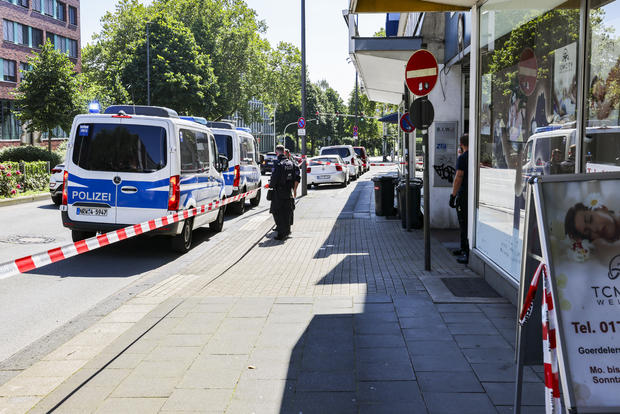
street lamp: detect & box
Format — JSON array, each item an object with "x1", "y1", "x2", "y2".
[{"x1": 146, "y1": 22, "x2": 151, "y2": 106}]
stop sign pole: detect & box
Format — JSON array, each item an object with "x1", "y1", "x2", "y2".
[{"x1": 406, "y1": 49, "x2": 438, "y2": 271}]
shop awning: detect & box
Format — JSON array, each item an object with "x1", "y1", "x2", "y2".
[{"x1": 350, "y1": 0, "x2": 472, "y2": 13}]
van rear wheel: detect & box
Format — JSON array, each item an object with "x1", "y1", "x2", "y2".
[
  {"x1": 172, "y1": 218, "x2": 193, "y2": 253},
  {"x1": 71, "y1": 230, "x2": 96, "y2": 242},
  {"x1": 231, "y1": 195, "x2": 246, "y2": 215},
  {"x1": 250, "y1": 188, "x2": 261, "y2": 207},
  {"x1": 209, "y1": 207, "x2": 225, "y2": 233}
]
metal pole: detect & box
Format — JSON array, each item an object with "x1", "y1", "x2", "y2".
[
  {"x1": 404, "y1": 87, "x2": 411, "y2": 232},
  {"x1": 146, "y1": 23, "x2": 150, "y2": 106},
  {"x1": 355, "y1": 71, "x2": 359, "y2": 143},
  {"x1": 423, "y1": 127, "x2": 431, "y2": 270},
  {"x1": 300, "y1": 0, "x2": 307, "y2": 196},
  {"x1": 273, "y1": 105, "x2": 277, "y2": 152}
]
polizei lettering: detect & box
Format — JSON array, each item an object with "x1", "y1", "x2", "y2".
[{"x1": 72, "y1": 190, "x2": 111, "y2": 202}]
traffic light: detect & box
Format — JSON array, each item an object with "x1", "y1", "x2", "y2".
[
  {"x1": 360, "y1": 113, "x2": 365, "y2": 121},
  {"x1": 335, "y1": 112, "x2": 339, "y2": 120}
]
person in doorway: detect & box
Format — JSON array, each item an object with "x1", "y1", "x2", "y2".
[
  {"x1": 449, "y1": 134, "x2": 469, "y2": 264},
  {"x1": 269, "y1": 145, "x2": 296, "y2": 240}
]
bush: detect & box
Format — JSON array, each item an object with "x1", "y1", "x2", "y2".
[
  {"x1": 0, "y1": 145, "x2": 62, "y2": 166},
  {"x1": 20, "y1": 161, "x2": 49, "y2": 191},
  {"x1": 0, "y1": 162, "x2": 21, "y2": 197}
]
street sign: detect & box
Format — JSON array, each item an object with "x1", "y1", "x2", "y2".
[
  {"x1": 353, "y1": 125, "x2": 358, "y2": 133},
  {"x1": 518, "y1": 48, "x2": 537, "y2": 96},
  {"x1": 409, "y1": 97, "x2": 435, "y2": 130},
  {"x1": 399, "y1": 113, "x2": 415, "y2": 133},
  {"x1": 297, "y1": 117, "x2": 306, "y2": 129},
  {"x1": 298, "y1": 128, "x2": 306, "y2": 136},
  {"x1": 405, "y1": 49, "x2": 438, "y2": 97}
]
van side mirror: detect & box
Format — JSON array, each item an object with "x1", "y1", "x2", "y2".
[{"x1": 218, "y1": 155, "x2": 229, "y2": 172}]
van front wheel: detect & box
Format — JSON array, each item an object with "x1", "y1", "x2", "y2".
[{"x1": 172, "y1": 218, "x2": 193, "y2": 253}]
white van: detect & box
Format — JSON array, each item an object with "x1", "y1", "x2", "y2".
[
  {"x1": 60, "y1": 105, "x2": 229, "y2": 253},
  {"x1": 211, "y1": 123, "x2": 262, "y2": 215},
  {"x1": 319, "y1": 145, "x2": 360, "y2": 180}
]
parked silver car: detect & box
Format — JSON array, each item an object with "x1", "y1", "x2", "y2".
[
  {"x1": 49, "y1": 164, "x2": 65, "y2": 206},
  {"x1": 307, "y1": 155, "x2": 349, "y2": 188}
]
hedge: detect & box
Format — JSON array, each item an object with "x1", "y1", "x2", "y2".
[
  {"x1": 0, "y1": 145, "x2": 63, "y2": 167},
  {"x1": 0, "y1": 161, "x2": 50, "y2": 198}
]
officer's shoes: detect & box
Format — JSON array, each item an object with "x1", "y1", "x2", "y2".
[{"x1": 274, "y1": 232, "x2": 290, "y2": 241}]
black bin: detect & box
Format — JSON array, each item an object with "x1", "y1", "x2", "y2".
[
  {"x1": 372, "y1": 175, "x2": 397, "y2": 216},
  {"x1": 397, "y1": 178, "x2": 423, "y2": 229}
]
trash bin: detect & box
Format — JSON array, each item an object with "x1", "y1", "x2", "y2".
[
  {"x1": 372, "y1": 175, "x2": 397, "y2": 216},
  {"x1": 397, "y1": 178, "x2": 423, "y2": 229}
]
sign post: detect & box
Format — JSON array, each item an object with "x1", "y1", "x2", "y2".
[{"x1": 405, "y1": 50, "x2": 438, "y2": 272}]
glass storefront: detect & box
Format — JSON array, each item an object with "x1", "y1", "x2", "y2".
[{"x1": 475, "y1": 0, "x2": 620, "y2": 281}]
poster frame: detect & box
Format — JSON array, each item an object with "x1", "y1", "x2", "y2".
[{"x1": 532, "y1": 171, "x2": 620, "y2": 413}]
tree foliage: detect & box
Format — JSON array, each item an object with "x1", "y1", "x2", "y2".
[{"x1": 13, "y1": 41, "x2": 82, "y2": 151}]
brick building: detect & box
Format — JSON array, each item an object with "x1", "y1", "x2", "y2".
[{"x1": 0, "y1": 0, "x2": 80, "y2": 148}]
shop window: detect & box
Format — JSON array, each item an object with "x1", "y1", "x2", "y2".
[
  {"x1": 68, "y1": 6, "x2": 77, "y2": 26},
  {"x1": 476, "y1": 0, "x2": 580, "y2": 279},
  {"x1": 585, "y1": 0, "x2": 620, "y2": 172},
  {"x1": 3, "y1": 20, "x2": 14, "y2": 43},
  {"x1": 3, "y1": 60, "x2": 17, "y2": 82}
]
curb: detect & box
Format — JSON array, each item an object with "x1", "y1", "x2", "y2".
[{"x1": 0, "y1": 192, "x2": 50, "y2": 207}]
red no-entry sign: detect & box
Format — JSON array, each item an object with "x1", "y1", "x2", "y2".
[
  {"x1": 518, "y1": 48, "x2": 537, "y2": 96},
  {"x1": 405, "y1": 49, "x2": 438, "y2": 97}
]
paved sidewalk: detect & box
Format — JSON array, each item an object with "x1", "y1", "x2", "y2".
[{"x1": 2, "y1": 167, "x2": 545, "y2": 413}]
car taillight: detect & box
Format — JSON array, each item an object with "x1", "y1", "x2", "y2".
[
  {"x1": 307, "y1": 167, "x2": 311, "y2": 173},
  {"x1": 233, "y1": 165, "x2": 241, "y2": 187},
  {"x1": 168, "y1": 175, "x2": 180, "y2": 211},
  {"x1": 61, "y1": 170, "x2": 68, "y2": 205},
  {"x1": 336, "y1": 165, "x2": 342, "y2": 171},
  {"x1": 51, "y1": 168, "x2": 62, "y2": 174}
]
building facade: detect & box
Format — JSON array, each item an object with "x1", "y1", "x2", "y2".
[
  {"x1": 348, "y1": 0, "x2": 620, "y2": 304},
  {"x1": 0, "y1": 0, "x2": 80, "y2": 147}
]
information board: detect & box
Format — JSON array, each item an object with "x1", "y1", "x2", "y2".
[
  {"x1": 432, "y1": 121, "x2": 457, "y2": 188},
  {"x1": 533, "y1": 172, "x2": 620, "y2": 412}
]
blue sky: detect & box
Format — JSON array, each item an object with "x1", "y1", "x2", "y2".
[{"x1": 80, "y1": 1, "x2": 385, "y2": 101}]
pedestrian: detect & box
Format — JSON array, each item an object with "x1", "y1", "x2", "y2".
[
  {"x1": 284, "y1": 148, "x2": 301, "y2": 226},
  {"x1": 449, "y1": 134, "x2": 469, "y2": 264},
  {"x1": 269, "y1": 145, "x2": 296, "y2": 240}
]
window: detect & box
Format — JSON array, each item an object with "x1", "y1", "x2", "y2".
[
  {"x1": 33, "y1": 0, "x2": 41, "y2": 13},
  {"x1": 476, "y1": 0, "x2": 580, "y2": 279},
  {"x1": 19, "y1": 62, "x2": 30, "y2": 78},
  {"x1": 15, "y1": 22, "x2": 28, "y2": 46},
  {"x1": 31, "y1": 28, "x2": 43, "y2": 48},
  {"x1": 3, "y1": 60, "x2": 17, "y2": 82},
  {"x1": 195, "y1": 131, "x2": 210, "y2": 169},
  {"x1": 240, "y1": 136, "x2": 256, "y2": 165},
  {"x1": 68, "y1": 38, "x2": 77, "y2": 58},
  {"x1": 44, "y1": 0, "x2": 53, "y2": 16},
  {"x1": 56, "y1": 2, "x2": 66, "y2": 22},
  {"x1": 72, "y1": 124, "x2": 167, "y2": 172},
  {"x1": 179, "y1": 129, "x2": 201, "y2": 173},
  {"x1": 19, "y1": 0, "x2": 28, "y2": 7},
  {"x1": 47, "y1": 32, "x2": 56, "y2": 48},
  {"x1": 68, "y1": 6, "x2": 77, "y2": 25},
  {"x1": 215, "y1": 134, "x2": 233, "y2": 161},
  {"x1": 1, "y1": 100, "x2": 21, "y2": 141},
  {"x1": 3, "y1": 20, "x2": 14, "y2": 43}
]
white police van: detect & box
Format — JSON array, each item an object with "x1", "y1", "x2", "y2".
[
  {"x1": 209, "y1": 122, "x2": 262, "y2": 215},
  {"x1": 60, "y1": 105, "x2": 229, "y2": 253}
]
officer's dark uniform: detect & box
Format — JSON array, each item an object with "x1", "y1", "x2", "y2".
[{"x1": 270, "y1": 154, "x2": 296, "y2": 239}]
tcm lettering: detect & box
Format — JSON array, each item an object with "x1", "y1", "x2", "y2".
[{"x1": 72, "y1": 191, "x2": 112, "y2": 202}]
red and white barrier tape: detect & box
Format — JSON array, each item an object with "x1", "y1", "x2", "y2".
[
  {"x1": 518, "y1": 263, "x2": 562, "y2": 413},
  {"x1": 0, "y1": 187, "x2": 261, "y2": 280}
]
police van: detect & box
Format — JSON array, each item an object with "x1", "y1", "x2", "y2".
[
  {"x1": 210, "y1": 122, "x2": 262, "y2": 215},
  {"x1": 60, "y1": 105, "x2": 229, "y2": 253}
]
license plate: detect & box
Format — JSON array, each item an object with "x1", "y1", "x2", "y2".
[
  {"x1": 318, "y1": 175, "x2": 330, "y2": 179},
  {"x1": 76, "y1": 207, "x2": 108, "y2": 217}
]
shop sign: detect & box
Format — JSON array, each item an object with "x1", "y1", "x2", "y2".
[
  {"x1": 518, "y1": 48, "x2": 538, "y2": 96},
  {"x1": 532, "y1": 173, "x2": 620, "y2": 411}
]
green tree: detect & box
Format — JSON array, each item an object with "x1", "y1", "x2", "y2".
[{"x1": 13, "y1": 41, "x2": 81, "y2": 152}]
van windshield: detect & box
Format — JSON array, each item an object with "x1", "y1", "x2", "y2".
[
  {"x1": 72, "y1": 123, "x2": 167, "y2": 172},
  {"x1": 322, "y1": 148, "x2": 350, "y2": 158},
  {"x1": 215, "y1": 134, "x2": 233, "y2": 161}
]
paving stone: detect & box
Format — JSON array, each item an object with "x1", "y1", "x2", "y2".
[
  {"x1": 447, "y1": 322, "x2": 500, "y2": 335},
  {"x1": 131, "y1": 360, "x2": 192, "y2": 378},
  {"x1": 355, "y1": 334, "x2": 406, "y2": 348},
  {"x1": 423, "y1": 392, "x2": 496, "y2": 414},
  {"x1": 410, "y1": 353, "x2": 472, "y2": 372},
  {"x1": 301, "y1": 349, "x2": 354, "y2": 371},
  {"x1": 95, "y1": 397, "x2": 165, "y2": 413},
  {"x1": 225, "y1": 399, "x2": 282, "y2": 414},
  {"x1": 437, "y1": 304, "x2": 483, "y2": 313},
  {"x1": 471, "y1": 363, "x2": 541, "y2": 383},
  {"x1": 417, "y1": 371, "x2": 483, "y2": 392},
  {"x1": 55, "y1": 386, "x2": 114, "y2": 412},
  {"x1": 453, "y1": 334, "x2": 513, "y2": 349},
  {"x1": 282, "y1": 391, "x2": 358, "y2": 414},
  {"x1": 356, "y1": 347, "x2": 411, "y2": 364},
  {"x1": 441, "y1": 312, "x2": 489, "y2": 323},
  {"x1": 496, "y1": 405, "x2": 546, "y2": 414},
  {"x1": 359, "y1": 402, "x2": 427, "y2": 414},
  {"x1": 406, "y1": 340, "x2": 461, "y2": 356},
  {"x1": 232, "y1": 378, "x2": 295, "y2": 402},
  {"x1": 353, "y1": 312, "x2": 398, "y2": 322},
  {"x1": 111, "y1": 375, "x2": 179, "y2": 398},
  {"x1": 354, "y1": 320, "x2": 401, "y2": 335},
  {"x1": 462, "y1": 347, "x2": 514, "y2": 363},
  {"x1": 357, "y1": 360, "x2": 416, "y2": 381},
  {"x1": 398, "y1": 316, "x2": 445, "y2": 329},
  {"x1": 483, "y1": 382, "x2": 545, "y2": 406},
  {"x1": 403, "y1": 326, "x2": 453, "y2": 341},
  {"x1": 297, "y1": 371, "x2": 355, "y2": 392},
  {"x1": 356, "y1": 381, "x2": 424, "y2": 404},
  {"x1": 161, "y1": 389, "x2": 231, "y2": 412}
]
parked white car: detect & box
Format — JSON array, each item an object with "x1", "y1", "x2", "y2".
[
  {"x1": 49, "y1": 164, "x2": 65, "y2": 206},
  {"x1": 319, "y1": 145, "x2": 359, "y2": 180},
  {"x1": 307, "y1": 155, "x2": 349, "y2": 188}
]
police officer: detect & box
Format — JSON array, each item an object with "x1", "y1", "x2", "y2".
[
  {"x1": 284, "y1": 149, "x2": 301, "y2": 226},
  {"x1": 449, "y1": 134, "x2": 469, "y2": 264},
  {"x1": 270, "y1": 145, "x2": 297, "y2": 240}
]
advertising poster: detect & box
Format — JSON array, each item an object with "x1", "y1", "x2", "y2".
[
  {"x1": 432, "y1": 121, "x2": 457, "y2": 188},
  {"x1": 537, "y1": 174, "x2": 620, "y2": 411},
  {"x1": 553, "y1": 42, "x2": 577, "y2": 122}
]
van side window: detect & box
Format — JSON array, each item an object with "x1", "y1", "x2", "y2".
[
  {"x1": 209, "y1": 133, "x2": 218, "y2": 166},
  {"x1": 195, "y1": 131, "x2": 210, "y2": 169},
  {"x1": 179, "y1": 129, "x2": 200, "y2": 173},
  {"x1": 240, "y1": 136, "x2": 255, "y2": 165}
]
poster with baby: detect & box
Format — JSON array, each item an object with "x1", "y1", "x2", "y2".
[{"x1": 534, "y1": 172, "x2": 620, "y2": 412}]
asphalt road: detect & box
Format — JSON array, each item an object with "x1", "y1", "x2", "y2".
[{"x1": 0, "y1": 180, "x2": 272, "y2": 369}]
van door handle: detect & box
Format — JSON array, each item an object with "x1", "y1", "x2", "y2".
[{"x1": 121, "y1": 186, "x2": 138, "y2": 194}]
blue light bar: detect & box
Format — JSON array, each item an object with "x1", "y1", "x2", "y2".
[{"x1": 88, "y1": 101, "x2": 100, "y2": 114}]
